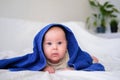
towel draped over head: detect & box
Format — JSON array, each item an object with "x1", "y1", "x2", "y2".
[{"x1": 0, "y1": 23, "x2": 105, "y2": 71}]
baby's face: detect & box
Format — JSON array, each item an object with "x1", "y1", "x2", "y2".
[{"x1": 43, "y1": 26, "x2": 67, "y2": 64}]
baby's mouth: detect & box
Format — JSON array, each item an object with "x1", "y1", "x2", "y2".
[{"x1": 52, "y1": 53, "x2": 59, "y2": 57}]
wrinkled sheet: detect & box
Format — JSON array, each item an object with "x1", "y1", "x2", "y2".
[
  {"x1": 0, "y1": 70, "x2": 120, "y2": 80},
  {"x1": 0, "y1": 18, "x2": 120, "y2": 80}
]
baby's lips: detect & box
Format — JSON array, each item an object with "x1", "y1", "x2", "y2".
[{"x1": 51, "y1": 53, "x2": 59, "y2": 57}]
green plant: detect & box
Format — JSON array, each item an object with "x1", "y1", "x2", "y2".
[
  {"x1": 110, "y1": 19, "x2": 118, "y2": 26},
  {"x1": 110, "y1": 19, "x2": 119, "y2": 32},
  {"x1": 86, "y1": 0, "x2": 119, "y2": 33}
]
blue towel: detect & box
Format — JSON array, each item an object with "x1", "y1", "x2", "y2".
[{"x1": 0, "y1": 23, "x2": 105, "y2": 71}]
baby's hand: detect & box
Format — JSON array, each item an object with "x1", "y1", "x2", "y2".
[
  {"x1": 92, "y1": 56, "x2": 99, "y2": 63},
  {"x1": 43, "y1": 66, "x2": 55, "y2": 73}
]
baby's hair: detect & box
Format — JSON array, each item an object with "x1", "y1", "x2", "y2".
[{"x1": 50, "y1": 25, "x2": 67, "y2": 35}]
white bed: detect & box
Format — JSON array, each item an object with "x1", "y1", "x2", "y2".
[{"x1": 0, "y1": 18, "x2": 120, "y2": 80}]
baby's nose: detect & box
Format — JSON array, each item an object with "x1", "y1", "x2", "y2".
[{"x1": 53, "y1": 44, "x2": 57, "y2": 49}]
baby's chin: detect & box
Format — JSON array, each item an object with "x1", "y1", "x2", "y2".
[{"x1": 49, "y1": 58, "x2": 61, "y2": 64}]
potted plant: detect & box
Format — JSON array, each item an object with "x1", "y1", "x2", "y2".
[
  {"x1": 86, "y1": 0, "x2": 119, "y2": 33},
  {"x1": 110, "y1": 19, "x2": 119, "y2": 33}
]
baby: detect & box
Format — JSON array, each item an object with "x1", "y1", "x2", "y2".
[
  {"x1": 0, "y1": 24, "x2": 105, "y2": 73},
  {"x1": 42, "y1": 26, "x2": 100, "y2": 73}
]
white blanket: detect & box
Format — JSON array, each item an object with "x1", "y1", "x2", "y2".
[
  {"x1": 0, "y1": 18, "x2": 120, "y2": 80},
  {"x1": 0, "y1": 70, "x2": 120, "y2": 80}
]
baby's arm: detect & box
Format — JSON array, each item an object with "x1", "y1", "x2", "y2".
[{"x1": 42, "y1": 66, "x2": 55, "y2": 73}]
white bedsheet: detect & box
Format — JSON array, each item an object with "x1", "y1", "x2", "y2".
[
  {"x1": 0, "y1": 18, "x2": 120, "y2": 80},
  {"x1": 0, "y1": 70, "x2": 120, "y2": 80}
]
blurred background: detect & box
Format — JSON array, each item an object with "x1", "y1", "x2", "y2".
[
  {"x1": 0, "y1": 0, "x2": 119, "y2": 22},
  {"x1": 0, "y1": 0, "x2": 120, "y2": 55},
  {"x1": 0, "y1": 0, "x2": 91, "y2": 22}
]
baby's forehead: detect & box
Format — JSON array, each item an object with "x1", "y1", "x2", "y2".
[
  {"x1": 46, "y1": 26, "x2": 66, "y2": 34},
  {"x1": 49, "y1": 26, "x2": 64, "y2": 31},
  {"x1": 44, "y1": 26, "x2": 66, "y2": 38}
]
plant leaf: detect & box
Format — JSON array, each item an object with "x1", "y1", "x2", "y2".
[
  {"x1": 89, "y1": 0, "x2": 98, "y2": 7},
  {"x1": 106, "y1": 4, "x2": 114, "y2": 8}
]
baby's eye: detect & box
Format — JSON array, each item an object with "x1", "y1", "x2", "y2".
[
  {"x1": 58, "y1": 41, "x2": 62, "y2": 45},
  {"x1": 47, "y1": 42, "x2": 52, "y2": 45}
]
